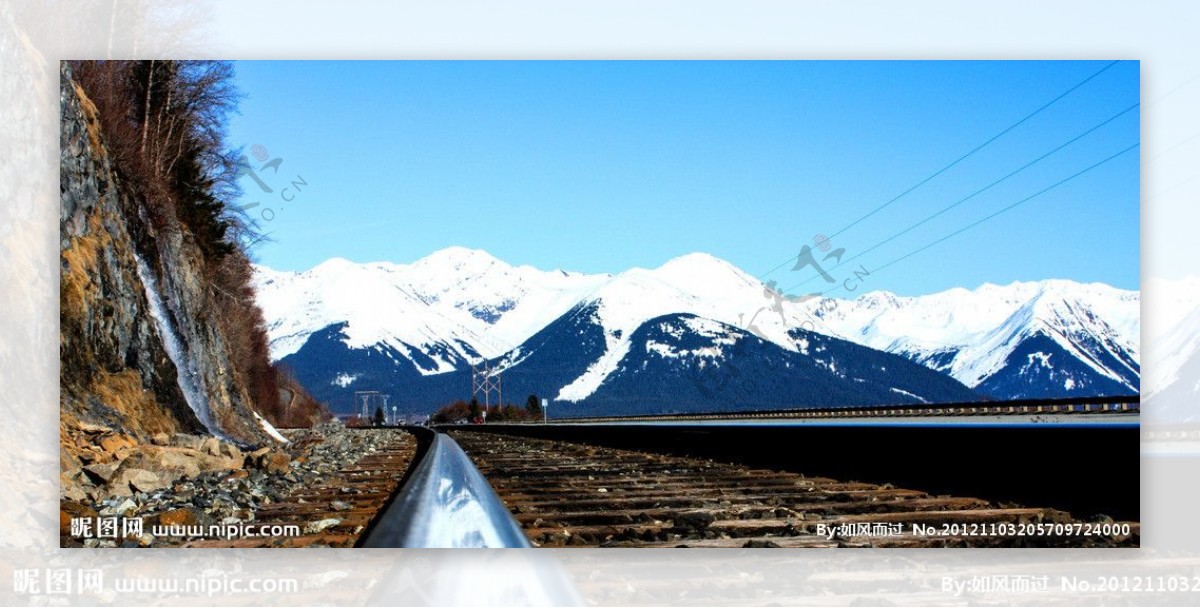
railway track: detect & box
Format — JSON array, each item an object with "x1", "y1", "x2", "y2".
[
  {"x1": 556, "y1": 395, "x2": 1139, "y2": 423},
  {"x1": 162, "y1": 423, "x2": 1138, "y2": 548},
  {"x1": 449, "y1": 430, "x2": 1139, "y2": 548},
  {"x1": 186, "y1": 429, "x2": 417, "y2": 548}
]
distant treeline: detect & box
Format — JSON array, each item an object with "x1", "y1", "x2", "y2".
[{"x1": 432, "y1": 395, "x2": 544, "y2": 424}]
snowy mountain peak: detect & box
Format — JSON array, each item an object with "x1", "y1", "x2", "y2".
[
  {"x1": 853, "y1": 291, "x2": 908, "y2": 311},
  {"x1": 810, "y1": 278, "x2": 1139, "y2": 396},
  {"x1": 308, "y1": 256, "x2": 368, "y2": 274},
  {"x1": 653, "y1": 252, "x2": 757, "y2": 286},
  {"x1": 412, "y1": 246, "x2": 505, "y2": 271},
  {"x1": 657, "y1": 251, "x2": 733, "y2": 271}
]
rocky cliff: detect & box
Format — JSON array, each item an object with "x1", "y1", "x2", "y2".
[{"x1": 59, "y1": 62, "x2": 275, "y2": 457}]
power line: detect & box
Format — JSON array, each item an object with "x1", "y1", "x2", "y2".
[
  {"x1": 756, "y1": 60, "x2": 1123, "y2": 280},
  {"x1": 781, "y1": 101, "x2": 1140, "y2": 294},
  {"x1": 806, "y1": 142, "x2": 1139, "y2": 299}
]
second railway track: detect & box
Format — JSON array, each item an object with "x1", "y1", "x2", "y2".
[{"x1": 449, "y1": 430, "x2": 1138, "y2": 548}]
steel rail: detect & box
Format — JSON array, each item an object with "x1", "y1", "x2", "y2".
[{"x1": 358, "y1": 427, "x2": 530, "y2": 548}]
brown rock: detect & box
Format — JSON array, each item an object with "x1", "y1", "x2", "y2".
[
  {"x1": 62, "y1": 484, "x2": 90, "y2": 502},
  {"x1": 150, "y1": 433, "x2": 171, "y2": 446},
  {"x1": 106, "y1": 445, "x2": 242, "y2": 494},
  {"x1": 158, "y1": 451, "x2": 204, "y2": 478},
  {"x1": 60, "y1": 469, "x2": 90, "y2": 502},
  {"x1": 265, "y1": 451, "x2": 290, "y2": 474},
  {"x1": 150, "y1": 445, "x2": 241, "y2": 475},
  {"x1": 76, "y1": 448, "x2": 107, "y2": 465},
  {"x1": 127, "y1": 469, "x2": 169, "y2": 494},
  {"x1": 99, "y1": 433, "x2": 137, "y2": 454},
  {"x1": 246, "y1": 447, "x2": 288, "y2": 472},
  {"x1": 157, "y1": 508, "x2": 198, "y2": 527},
  {"x1": 60, "y1": 446, "x2": 82, "y2": 473},
  {"x1": 82, "y1": 462, "x2": 117, "y2": 483},
  {"x1": 85, "y1": 485, "x2": 105, "y2": 502},
  {"x1": 59, "y1": 502, "x2": 98, "y2": 536},
  {"x1": 74, "y1": 421, "x2": 112, "y2": 434},
  {"x1": 172, "y1": 434, "x2": 205, "y2": 451},
  {"x1": 108, "y1": 467, "x2": 165, "y2": 496}
]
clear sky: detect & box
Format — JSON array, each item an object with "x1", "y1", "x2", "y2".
[{"x1": 225, "y1": 60, "x2": 1139, "y2": 296}]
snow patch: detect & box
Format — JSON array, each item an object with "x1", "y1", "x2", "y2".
[
  {"x1": 332, "y1": 373, "x2": 359, "y2": 388},
  {"x1": 253, "y1": 410, "x2": 289, "y2": 444},
  {"x1": 889, "y1": 387, "x2": 928, "y2": 403},
  {"x1": 1026, "y1": 352, "x2": 1051, "y2": 369},
  {"x1": 556, "y1": 339, "x2": 633, "y2": 402}
]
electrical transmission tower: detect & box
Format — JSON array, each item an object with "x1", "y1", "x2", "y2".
[
  {"x1": 353, "y1": 390, "x2": 390, "y2": 425},
  {"x1": 471, "y1": 361, "x2": 503, "y2": 409}
]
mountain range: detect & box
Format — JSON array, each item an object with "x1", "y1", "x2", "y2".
[{"x1": 252, "y1": 247, "x2": 1141, "y2": 416}]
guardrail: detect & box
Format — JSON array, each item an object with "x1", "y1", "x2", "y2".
[{"x1": 358, "y1": 427, "x2": 530, "y2": 548}]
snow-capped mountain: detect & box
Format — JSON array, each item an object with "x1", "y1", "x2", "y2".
[
  {"x1": 253, "y1": 247, "x2": 609, "y2": 374},
  {"x1": 515, "y1": 253, "x2": 803, "y2": 401},
  {"x1": 253, "y1": 248, "x2": 1140, "y2": 414},
  {"x1": 803, "y1": 280, "x2": 1140, "y2": 399},
  {"x1": 477, "y1": 304, "x2": 979, "y2": 418}
]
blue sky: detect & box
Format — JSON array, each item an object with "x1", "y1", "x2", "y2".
[{"x1": 225, "y1": 60, "x2": 1139, "y2": 296}]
